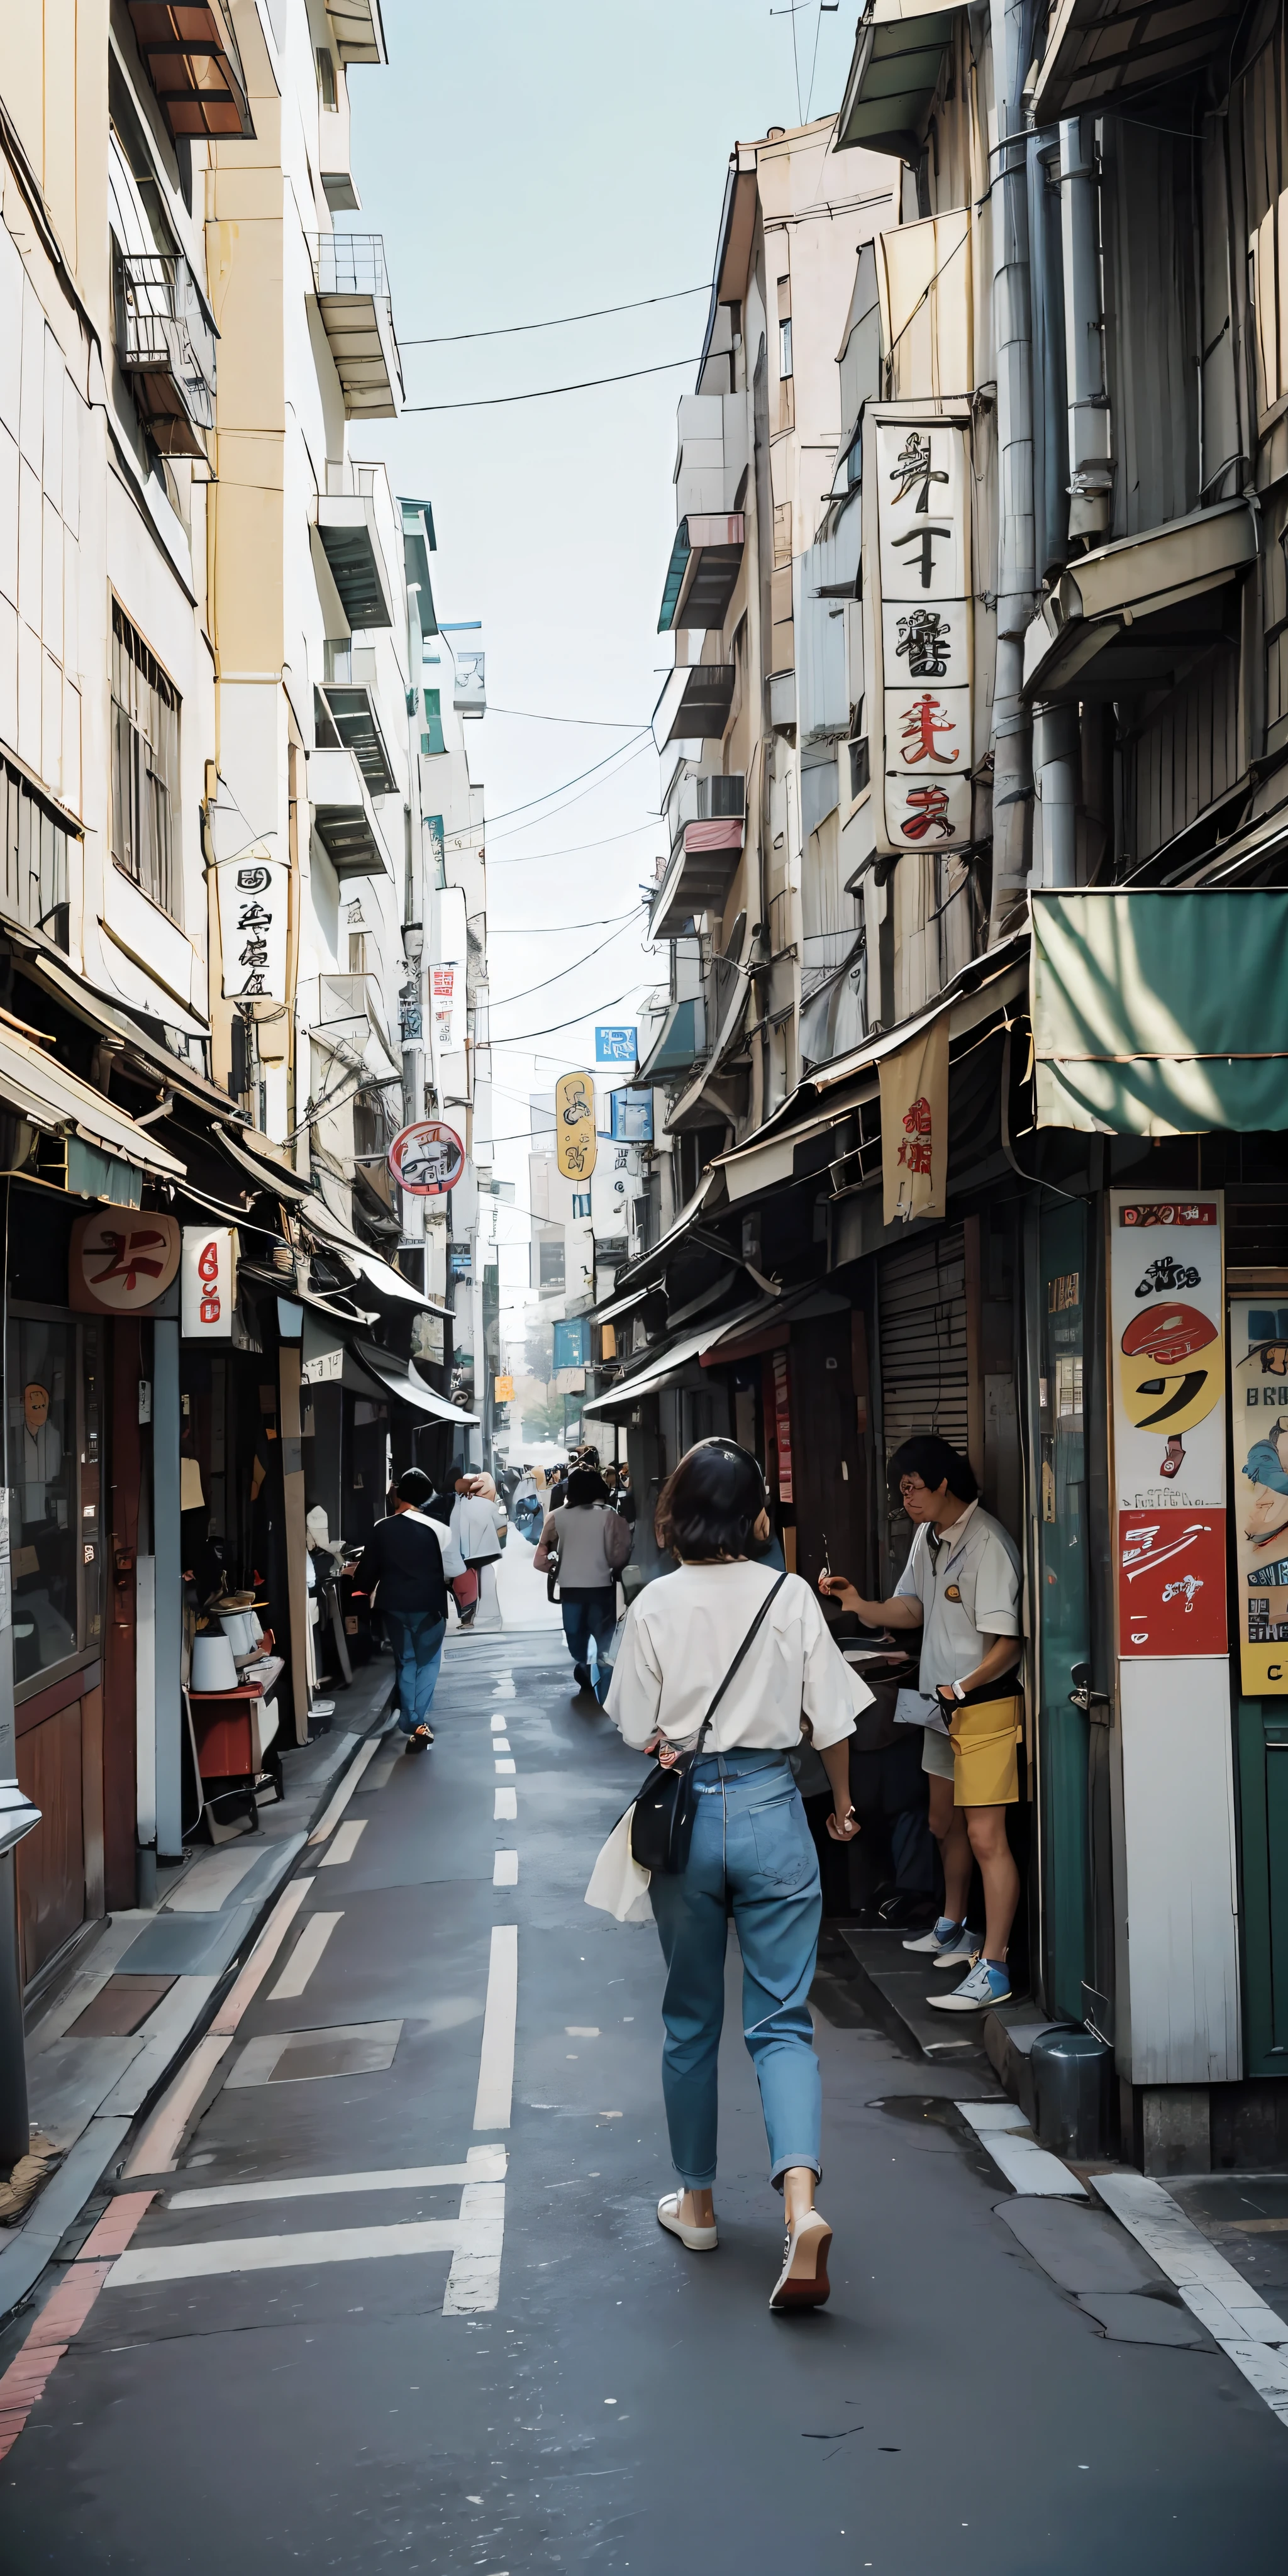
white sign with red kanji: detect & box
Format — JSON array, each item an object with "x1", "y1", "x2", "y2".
[
  {"x1": 864, "y1": 406, "x2": 974, "y2": 858},
  {"x1": 180, "y1": 1226, "x2": 237, "y2": 1340},
  {"x1": 216, "y1": 856, "x2": 289, "y2": 1003}
]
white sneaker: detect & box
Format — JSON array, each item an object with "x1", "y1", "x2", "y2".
[
  {"x1": 902, "y1": 1918, "x2": 977, "y2": 1963},
  {"x1": 926, "y1": 1957, "x2": 1013, "y2": 2012},
  {"x1": 931, "y1": 1926, "x2": 984, "y2": 1969},
  {"x1": 657, "y1": 2192, "x2": 718, "y2": 2251}
]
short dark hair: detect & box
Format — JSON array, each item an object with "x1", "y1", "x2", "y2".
[
  {"x1": 395, "y1": 1467, "x2": 434, "y2": 1507},
  {"x1": 655, "y1": 1438, "x2": 767, "y2": 1560},
  {"x1": 566, "y1": 1467, "x2": 609, "y2": 1507},
  {"x1": 887, "y1": 1435, "x2": 978, "y2": 1505}
]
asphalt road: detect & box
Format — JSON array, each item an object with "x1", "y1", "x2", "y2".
[{"x1": 1, "y1": 1626, "x2": 1285, "y2": 2573}]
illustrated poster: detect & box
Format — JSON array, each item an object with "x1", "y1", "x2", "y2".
[
  {"x1": 1230, "y1": 1296, "x2": 1288, "y2": 1692},
  {"x1": 1109, "y1": 1193, "x2": 1226, "y2": 1657}
]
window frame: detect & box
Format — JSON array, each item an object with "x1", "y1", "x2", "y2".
[
  {"x1": 111, "y1": 598, "x2": 183, "y2": 924},
  {"x1": 8, "y1": 1303, "x2": 104, "y2": 1706}
]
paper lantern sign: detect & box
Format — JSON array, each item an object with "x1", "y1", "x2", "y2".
[
  {"x1": 388, "y1": 1119, "x2": 465, "y2": 1197},
  {"x1": 494, "y1": 1374, "x2": 514, "y2": 1402},
  {"x1": 181, "y1": 1226, "x2": 236, "y2": 1339},
  {"x1": 555, "y1": 1071, "x2": 596, "y2": 1180},
  {"x1": 70, "y1": 1211, "x2": 181, "y2": 1313}
]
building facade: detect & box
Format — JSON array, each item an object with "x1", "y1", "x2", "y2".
[{"x1": 594, "y1": 13, "x2": 1288, "y2": 2174}]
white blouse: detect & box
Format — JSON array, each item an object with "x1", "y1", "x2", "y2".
[{"x1": 606, "y1": 1561, "x2": 870, "y2": 1754}]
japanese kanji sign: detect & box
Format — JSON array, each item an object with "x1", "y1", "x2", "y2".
[
  {"x1": 555, "y1": 1071, "x2": 597, "y2": 1181},
  {"x1": 864, "y1": 408, "x2": 974, "y2": 857},
  {"x1": 1230, "y1": 1296, "x2": 1288, "y2": 1692},
  {"x1": 216, "y1": 857, "x2": 289, "y2": 1003},
  {"x1": 70, "y1": 1212, "x2": 181, "y2": 1313},
  {"x1": 877, "y1": 1013, "x2": 949, "y2": 1226},
  {"x1": 1109, "y1": 1194, "x2": 1227, "y2": 1658}
]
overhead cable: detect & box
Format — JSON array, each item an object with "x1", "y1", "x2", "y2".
[
  {"x1": 401, "y1": 284, "x2": 708, "y2": 345},
  {"x1": 403, "y1": 355, "x2": 702, "y2": 412}
]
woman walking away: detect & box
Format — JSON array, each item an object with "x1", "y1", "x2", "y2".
[
  {"x1": 606, "y1": 1439, "x2": 865, "y2": 2311},
  {"x1": 352, "y1": 1468, "x2": 457, "y2": 1752},
  {"x1": 449, "y1": 1474, "x2": 506, "y2": 1627},
  {"x1": 535, "y1": 1467, "x2": 632, "y2": 1701}
]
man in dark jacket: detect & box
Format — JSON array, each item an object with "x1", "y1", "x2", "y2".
[{"x1": 351, "y1": 1467, "x2": 450, "y2": 1753}]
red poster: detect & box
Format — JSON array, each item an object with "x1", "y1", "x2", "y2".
[
  {"x1": 1116, "y1": 1507, "x2": 1228, "y2": 1656},
  {"x1": 771, "y1": 1350, "x2": 794, "y2": 1506}
]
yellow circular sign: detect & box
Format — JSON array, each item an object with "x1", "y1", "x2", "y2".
[{"x1": 1118, "y1": 1301, "x2": 1223, "y2": 1433}]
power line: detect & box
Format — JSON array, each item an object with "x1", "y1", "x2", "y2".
[
  {"x1": 489, "y1": 984, "x2": 641, "y2": 1046},
  {"x1": 490, "y1": 819, "x2": 662, "y2": 867},
  {"x1": 490, "y1": 914, "x2": 643, "y2": 1009},
  {"x1": 486, "y1": 741, "x2": 655, "y2": 844},
  {"x1": 401, "y1": 284, "x2": 708, "y2": 345},
  {"x1": 487, "y1": 706, "x2": 647, "y2": 730},
  {"x1": 489, "y1": 906, "x2": 640, "y2": 934},
  {"x1": 403, "y1": 355, "x2": 701, "y2": 413},
  {"x1": 479, "y1": 731, "x2": 650, "y2": 831}
]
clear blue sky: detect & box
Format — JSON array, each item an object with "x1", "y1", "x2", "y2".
[{"x1": 347, "y1": 1, "x2": 860, "y2": 1326}]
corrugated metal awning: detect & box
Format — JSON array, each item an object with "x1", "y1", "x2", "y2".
[
  {"x1": 1022, "y1": 499, "x2": 1256, "y2": 703},
  {"x1": 0, "y1": 1013, "x2": 186, "y2": 1183},
  {"x1": 835, "y1": 1, "x2": 966, "y2": 162},
  {"x1": 1033, "y1": 0, "x2": 1243, "y2": 124}
]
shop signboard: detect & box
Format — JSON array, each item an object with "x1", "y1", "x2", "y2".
[
  {"x1": 1109, "y1": 1194, "x2": 1226, "y2": 1656},
  {"x1": 608, "y1": 1087, "x2": 653, "y2": 1141},
  {"x1": 555, "y1": 1071, "x2": 596, "y2": 1180},
  {"x1": 877, "y1": 1014, "x2": 949, "y2": 1226},
  {"x1": 449, "y1": 1243, "x2": 472, "y2": 1280},
  {"x1": 302, "y1": 1311, "x2": 344, "y2": 1385},
  {"x1": 69, "y1": 1211, "x2": 180, "y2": 1313},
  {"x1": 596, "y1": 1026, "x2": 637, "y2": 1065},
  {"x1": 553, "y1": 1317, "x2": 589, "y2": 1372},
  {"x1": 216, "y1": 857, "x2": 289, "y2": 1002},
  {"x1": 863, "y1": 404, "x2": 974, "y2": 859},
  {"x1": 494, "y1": 1374, "x2": 514, "y2": 1402},
  {"x1": 1230, "y1": 1296, "x2": 1288, "y2": 1691},
  {"x1": 180, "y1": 1225, "x2": 236, "y2": 1341},
  {"x1": 770, "y1": 1348, "x2": 794, "y2": 1506},
  {"x1": 388, "y1": 1119, "x2": 464, "y2": 1196}
]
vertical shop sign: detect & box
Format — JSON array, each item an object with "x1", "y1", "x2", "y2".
[
  {"x1": 180, "y1": 1226, "x2": 237, "y2": 1340},
  {"x1": 877, "y1": 1013, "x2": 949, "y2": 1225},
  {"x1": 555, "y1": 1071, "x2": 597, "y2": 1180},
  {"x1": 771, "y1": 1348, "x2": 794, "y2": 1506},
  {"x1": 216, "y1": 858, "x2": 289, "y2": 1002},
  {"x1": 863, "y1": 407, "x2": 974, "y2": 859},
  {"x1": 1230, "y1": 1296, "x2": 1288, "y2": 1691},
  {"x1": 1109, "y1": 1195, "x2": 1226, "y2": 1655}
]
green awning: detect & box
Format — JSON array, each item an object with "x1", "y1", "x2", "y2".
[
  {"x1": 657, "y1": 521, "x2": 692, "y2": 633},
  {"x1": 1031, "y1": 891, "x2": 1288, "y2": 1133}
]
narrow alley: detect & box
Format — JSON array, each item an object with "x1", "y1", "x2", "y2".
[{"x1": 1, "y1": 1626, "x2": 1284, "y2": 2573}]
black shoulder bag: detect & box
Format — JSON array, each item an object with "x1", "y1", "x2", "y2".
[{"x1": 630, "y1": 1573, "x2": 788, "y2": 1875}]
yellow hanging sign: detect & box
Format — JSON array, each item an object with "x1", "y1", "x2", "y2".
[
  {"x1": 494, "y1": 1374, "x2": 514, "y2": 1403},
  {"x1": 555, "y1": 1070, "x2": 597, "y2": 1180}
]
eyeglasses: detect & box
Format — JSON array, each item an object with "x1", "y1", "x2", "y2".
[{"x1": 898, "y1": 1475, "x2": 928, "y2": 1497}]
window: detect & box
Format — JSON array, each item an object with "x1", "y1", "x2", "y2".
[
  {"x1": 421, "y1": 690, "x2": 445, "y2": 757},
  {"x1": 111, "y1": 602, "x2": 181, "y2": 920},
  {"x1": 571, "y1": 1192, "x2": 592, "y2": 1219},
  {"x1": 316, "y1": 46, "x2": 338, "y2": 109},
  {"x1": 8, "y1": 1316, "x2": 102, "y2": 1688},
  {"x1": 348, "y1": 931, "x2": 368, "y2": 973},
  {"x1": 848, "y1": 737, "x2": 871, "y2": 799},
  {"x1": 779, "y1": 316, "x2": 793, "y2": 380},
  {"x1": 0, "y1": 757, "x2": 71, "y2": 950},
  {"x1": 538, "y1": 1236, "x2": 565, "y2": 1289}
]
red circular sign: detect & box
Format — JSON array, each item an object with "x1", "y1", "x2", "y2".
[
  {"x1": 1120, "y1": 1302, "x2": 1216, "y2": 1367},
  {"x1": 387, "y1": 1119, "x2": 465, "y2": 1197}
]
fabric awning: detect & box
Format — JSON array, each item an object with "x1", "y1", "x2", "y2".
[
  {"x1": 0, "y1": 1016, "x2": 187, "y2": 1185},
  {"x1": 352, "y1": 1340, "x2": 477, "y2": 1425},
  {"x1": 1031, "y1": 890, "x2": 1288, "y2": 1133},
  {"x1": 584, "y1": 1323, "x2": 728, "y2": 1419}
]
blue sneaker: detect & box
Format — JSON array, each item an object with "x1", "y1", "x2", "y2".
[{"x1": 926, "y1": 1957, "x2": 1012, "y2": 2012}]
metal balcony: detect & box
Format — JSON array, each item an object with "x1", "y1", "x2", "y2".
[
  {"x1": 319, "y1": 683, "x2": 397, "y2": 796},
  {"x1": 311, "y1": 233, "x2": 403, "y2": 420},
  {"x1": 315, "y1": 494, "x2": 397, "y2": 629},
  {"x1": 309, "y1": 748, "x2": 394, "y2": 882},
  {"x1": 116, "y1": 252, "x2": 217, "y2": 455}
]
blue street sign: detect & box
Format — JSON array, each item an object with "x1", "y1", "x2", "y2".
[
  {"x1": 596, "y1": 1025, "x2": 637, "y2": 1064},
  {"x1": 609, "y1": 1087, "x2": 653, "y2": 1142}
]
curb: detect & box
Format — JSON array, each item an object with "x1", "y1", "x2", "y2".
[{"x1": 0, "y1": 1685, "x2": 392, "y2": 2329}]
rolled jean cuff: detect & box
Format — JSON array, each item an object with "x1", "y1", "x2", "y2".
[
  {"x1": 768, "y1": 2153, "x2": 822, "y2": 2190},
  {"x1": 672, "y1": 2162, "x2": 718, "y2": 2190}
]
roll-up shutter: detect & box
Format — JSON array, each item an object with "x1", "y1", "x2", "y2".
[{"x1": 877, "y1": 1224, "x2": 969, "y2": 1461}]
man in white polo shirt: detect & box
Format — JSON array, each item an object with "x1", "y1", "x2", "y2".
[{"x1": 820, "y1": 1435, "x2": 1022, "y2": 2011}]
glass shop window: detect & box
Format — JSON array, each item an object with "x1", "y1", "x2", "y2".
[{"x1": 7, "y1": 1317, "x2": 103, "y2": 1687}]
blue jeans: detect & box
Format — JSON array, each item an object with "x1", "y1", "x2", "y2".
[
  {"x1": 384, "y1": 1611, "x2": 447, "y2": 1730},
  {"x1": 561, "y1": 1591, "x2": 616, "y2": 1703},
  {"x1": 648, "y1": 1751, "x2": 823, "y2": 2190}
]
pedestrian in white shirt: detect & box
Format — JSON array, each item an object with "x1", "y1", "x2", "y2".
[
  {"x1": 607, "y1": 1438, "x2": 865, "y2": 2311},
  {"x1": 821, "y1": 1434, "x2": 1022, "y2": 2014},
  {"x1": 449, "y1": 1475, "x2": 506, "y2": 1628}
]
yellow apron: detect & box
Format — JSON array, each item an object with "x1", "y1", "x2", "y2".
[{"x1": 948, "y1": 1695, "x2": 1023, "y2": 1807}]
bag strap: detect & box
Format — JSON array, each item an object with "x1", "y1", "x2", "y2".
[{"x1": 690, "y1": 1571, "x2": 789, "y2": 1760}]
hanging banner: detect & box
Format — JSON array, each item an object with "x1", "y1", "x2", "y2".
[
  {"x1": 878, "y1": 1013, "x2": 949, "y2": 1226},
  {"x1": 770, "y1": 1348, "x2": 794, "y2": 1505},
  {"x1": 69, "y1": 1211, "x2": 180, "y2": 1313},
  {"x1": 863, "y1": 406, "x2": 974, "y2": 858},
  {"x1": 302, "y1": 1310, "x2": 344, "y2": 1385},
  {"x1": 1230, "y1": 1296, "x2": 1288, "y2": 1692},
  {"x1": 555, "y1": 1070, "x2": 597, "y2": 1180},
  {"x1": 388, "y1": 1119, "x2": 465, "y2": 1196},
  {"x1": 1109, "y1": 1194, "x2": 1226, "y2": 1656},
  {"x1": 217, "y1": 857, "x2": 289, "y2": 1002},
  {"x1": 180, "y1": 1225, "x2": 237, "y2": 1340}
]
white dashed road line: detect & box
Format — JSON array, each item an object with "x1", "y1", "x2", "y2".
[
  {"x1": 494, "y1": 1787, "x2": 516, "y2": 1819},
  {"x1": 169, "y1": 2145, "x2": 507, "y2": 2211},
  {"x1": 494, "y1": 1758, "x2": 516, "y2": 1776},
  {"x1": 474, "y1": 1925, "x2": 518, "y2": 2131},
  {"x1": 493, "y1": 1852, "x2": 519, "y2": 1887},
  {"x1": 269, "y1": 1911, "x2": 344, "y2": 1999},
  {"x1": 319, "y1": 1818, "x2": 367, "y2": 1867}
]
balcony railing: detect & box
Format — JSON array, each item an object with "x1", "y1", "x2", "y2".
[
  {"x1": 116, "y1": 252, "x2": 217, "y2": 455},
  {"x1": 311, "y1": 233, "x2": 403, "y2": 419}
]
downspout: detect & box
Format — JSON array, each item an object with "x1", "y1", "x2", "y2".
[
  {"x1": 1033, "y1": 114, "x2": 1113, "y2": 888},
  {"x1": 985, "y1": 0, "x2": 1038, "y2": 941}
]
